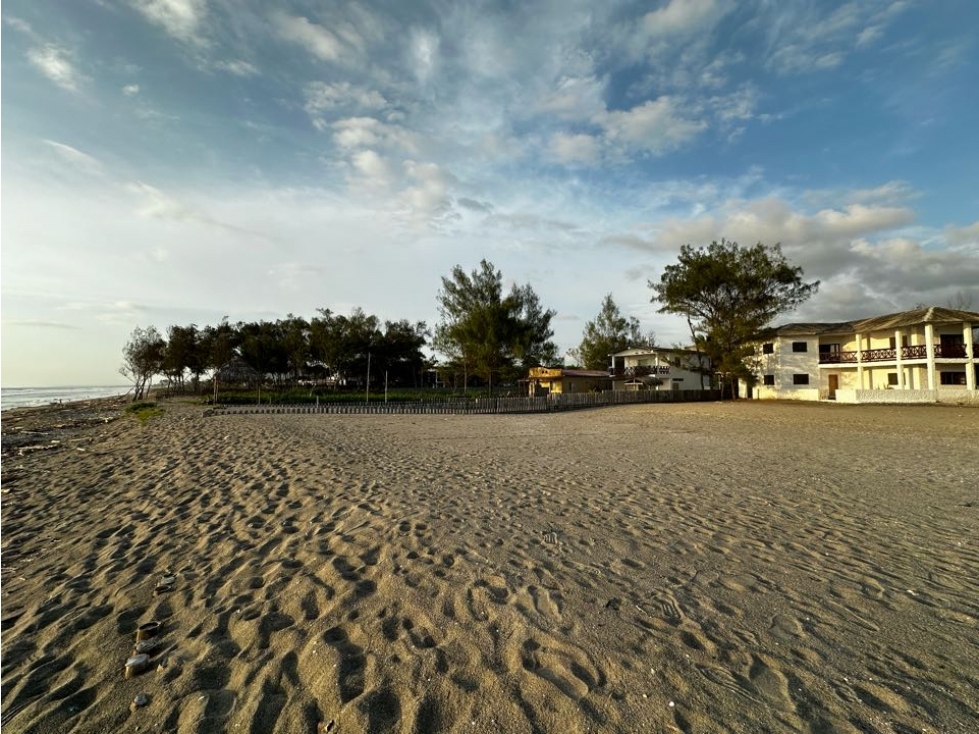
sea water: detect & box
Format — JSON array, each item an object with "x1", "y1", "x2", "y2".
[{"x1": 0, "y1": 386, "x2": 132, "y2": 411}]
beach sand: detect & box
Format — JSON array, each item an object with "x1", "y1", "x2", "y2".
[{"x1": 2, "y1": 400, "x2": 977, "y2": 733}]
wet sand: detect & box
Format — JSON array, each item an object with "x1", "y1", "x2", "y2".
[{"x1": 2, "y1": 400, "x2": 977, "y2": 733}]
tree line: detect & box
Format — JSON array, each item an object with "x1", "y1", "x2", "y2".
[
  {"x1": 120, "y1": 310, "x2": 430, "y2": 400},
  {"x1": 121, "y1": 244, "x2": 818, "y2": 400}
]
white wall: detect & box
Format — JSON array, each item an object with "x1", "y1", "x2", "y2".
[
  {"x1": 752, "y1": 336, "x2": 819, "y2": 399},
  {"x1": 835, "y1": 389, "x2": 937, "y2": 404}
]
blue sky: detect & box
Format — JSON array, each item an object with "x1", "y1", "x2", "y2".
[{"x1": 3, "y1": 0, "x2": 978, "y2": 386}]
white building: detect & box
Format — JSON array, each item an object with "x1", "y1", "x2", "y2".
[
  {"x1": 745, "y1": 306, "x2": 978, "y2": 403},
  {"x1": 609, "y1": 347, "x2": 709, "y2": 392}
]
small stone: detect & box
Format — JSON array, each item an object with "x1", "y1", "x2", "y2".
[
  {"x1": 668, "y1": 701, "x2": 675, "y2": 708},
  {"x1": 133, "y1": 693, "x2": 150, "y2": 707}
]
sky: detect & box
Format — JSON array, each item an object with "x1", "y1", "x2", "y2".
[{"x1": 2, "y1": 0, "x2": 979, "y2": 387}]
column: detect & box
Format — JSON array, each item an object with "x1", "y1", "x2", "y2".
[
  {"x1": 895, "y1": 328, "x2": 904, "y2": 389},
  {"x1": 925, "y1": 323, "x2": 936, "y2": 390},
  {"x1": 965, "y1": 321, "x2": 976, "y2": 391},
  {"x1": 855, "y1": 332, "x2": 864, "y2": 390}
]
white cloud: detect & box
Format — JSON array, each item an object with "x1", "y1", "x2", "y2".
[
  {"x1": 409, "y1": 28, "x2": 440, "y2": 84},
  {"x1": 122, "y1": 84, "x2": 141, "y2": 96},
  {"x1": 42, "y1": 140, "x2": 103, "y2": 172},
  {"x1": 400, "y1": 160, "x2": 456, "y2": 221},
  {"x1": 214, "y1": 59, "x2": 259, "y2": 76},
  {"x1": 304, "y1": 82, "x2": 386, "y2": 116},
  {"x1": 846, "y1": 180, "x2": 917, "y2": 205},
  {"x1": 549, "y1": 132, "x2": 601, "y2": 166},
  {"x1": 642, "y1": 0, "x2": 731, "y2": 38},
  {"x1": 332, "y1": 117, "x2": 418, "y2": 153},
  {"x1": 27, "y1": 44, "x2": 82, "y2": 91},
  {"x1": 129, "y1": 0, "x2": 206, "y2": 44},
  {"x1": 600, "y1": 97, "x2": 707, "y2": 154},
  {"x1": 710, "y1": 85, "x2": 759, "y2": 122},
  {"x1": 856, "y1": 25, "x2": 884, "y2": 48},
  {"x1": 349, "y1": 150, "x2": 397, "y2": 189},
  {"x1": 764, "y1": 1, "x2": 911, "y2": 75},
  {"x1": 273, "y1": 13, "x2": 343, "y2": 61},
  {"x1": 3, "y1": 16, "x2": 36, "y2": 37},
  {"x1": 536, "y1": 75, "x2": 607, "y2": 121},
  {"x1": 944, "y1": 221, "x2": 979, "y2": 247}
]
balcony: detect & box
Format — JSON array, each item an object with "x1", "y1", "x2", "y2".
[
  {"x1": 610, "y1": 365, "x2": 671, "y2": 377},
  {"x1": 818, "y1": 343, "x2": 976, "y2": 364}
]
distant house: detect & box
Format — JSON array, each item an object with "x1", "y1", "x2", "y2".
[
  {"x1": 527, "y1": 368, "x2": 611, "y2": 396},
  {"x1": 609, "y1": 348, "x2": 709, "y2": 392},
  {"x1": 745, "y1": 306, "x2": 978, "y2": 403}
]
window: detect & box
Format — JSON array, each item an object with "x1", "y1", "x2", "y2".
[
  {"x1": 763, "y1": 374, "x2": 775, "y2": 386},
  {"x1": 819, "y1": 343, "x2": 840, "y2": 354},
  {"x1": 888, "y1": 336, "x2": 909, "y2": 349},
  {"x1": 762, "y1": 343, "x2": 774, "y2": 354},
  {"x1": 887, "y1": 373, "x2": 898, "y2": 386},
  {"x1": 792, "y1": 374, "x2": 809, "y2": 385},
  {"x1": 940, "y1": 372, "x2": 967, "y2": 386},
  {"x1": 792, "y1": 342, "x2": 808, "y2": 352}
]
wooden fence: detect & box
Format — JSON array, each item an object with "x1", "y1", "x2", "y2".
[{"x1": 204, "y1": 389, "x2": 721, "y2": 417}]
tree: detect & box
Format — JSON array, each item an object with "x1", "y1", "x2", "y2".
[
  {"x1": 162, "y1": 324, "x2": 199, "y2": 395},
  {"x1": 374, "y1": 320, "x2": 429, "y2": 387},
  {"x1": 120, "y1": 326, "x2": 166, "y2": 401},
  {"x1": 310, "y1": 308, "x2": 381, "y2": 386},
  {"x1": 649, "y1": 240, "x2": 819, "y2": 395},
  {"x1": 435, "y1": 260, "x2": 557, "y2": 392},
  {"x1": 574, "y1": 294, "x2": 654, "y2": 370},
  {"x1": 280, "y1": 315, "x2": 311, "y2": 381}
]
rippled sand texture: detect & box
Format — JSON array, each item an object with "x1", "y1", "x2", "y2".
[{"x1": 2, "y1": 401, "x2": 977, "y2": 733}]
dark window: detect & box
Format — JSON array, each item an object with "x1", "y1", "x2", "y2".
[
  {"x1": 762, "y1": 343, "x2": 774, "y2": 354},
  {"x1": 792, "y1": 342, "x2": 808, "y2": 352},
  {"x1": 887, "y1": 373, "x2": 898, "y2": 386},
  {"x1": 793, "y1": 374, "x2": 809, "y2": 385},
  {"x1": 940, "y1": 371, "x2": 966, "y2": 386},
  {"x1": 763, "y1": 374, "x2": 775, "y2": 386},
  {"x1": 888, "y1": 336, "x2": 910, "y2": 349},
  {"x1": 819, "y1": 343, "x2": 840, "y2": 354}
]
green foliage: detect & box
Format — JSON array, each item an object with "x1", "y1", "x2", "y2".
[
  {"x1": 120, "y1": 326, "x2": 166, "y2": 401},
  {"x1": 434, "y1": 260, "x2": 557, "y2": 391},
  {"x1": 575, "y1": 294, "x2": 654, "y2": 370},
  {"x1": 125, "y1": 401, "x2": 164, "y2": 423},
  {"x1": 650, "y1": 240, "x2": 818, "y2": 390}
]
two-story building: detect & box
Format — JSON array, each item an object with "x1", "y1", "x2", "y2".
[
  {"x1": 609, "y1": 347, "x2": 709, "y2": 392},
  {"x1": 746, "y1": 306, "x2": 978, "y2": 403}
]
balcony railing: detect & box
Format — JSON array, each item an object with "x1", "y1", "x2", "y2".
[
  {"x1": 610, "y1": 365, "x2": 671, "y2": 377},
  {"x1": 818, "y1": 343, "x2": 976, "y2": 364}
]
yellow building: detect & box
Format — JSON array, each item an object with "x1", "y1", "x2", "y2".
[{"x1": 527, "y1": 368, "x2": 611, "y2": 395}]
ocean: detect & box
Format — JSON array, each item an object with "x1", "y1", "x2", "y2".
[{"x1": 0, "y1": 386, "x2": 133, "y2": 411}]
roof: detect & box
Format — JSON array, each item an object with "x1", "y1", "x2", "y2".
[
  {"x1": 560, "y1": 369, "x2": 610, "y2": 378},
  {"x1": 610, "y1": 346, "x2": 700, "y2": 357},
  {"x1": 214, "y1": 356, "x2": 262, "y2": 382},
  {"x1": 850, "y1": 306, "x2": 979, "y2": 332},
  {"x1": 774, "y1": 322, "x2": 854, "y2": 336},
  {"x1": 529, "y1": 367, "x2": 609, "y2": 379},
  {"x1": 772, "y1": 306, "x2": 979, "y2": 336}
]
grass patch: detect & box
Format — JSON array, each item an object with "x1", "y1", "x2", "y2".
[{"x1": 126, "y1": 401, "x2": 165, "y2": 423}]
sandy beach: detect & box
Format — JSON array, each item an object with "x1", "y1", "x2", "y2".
[{"x1": 2, "y1": 399, "x2": 977, "y2": 733}]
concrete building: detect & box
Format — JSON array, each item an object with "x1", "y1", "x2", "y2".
[
  {"x1": 609, "y1": 347, "x2": 709, "y2": 392},
  {"x1": 746, "y1": 306, "x2": 978, "y2": 403},
  {"x1": 527, "y1": 368, "x2": 611, "y2": 395}
]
